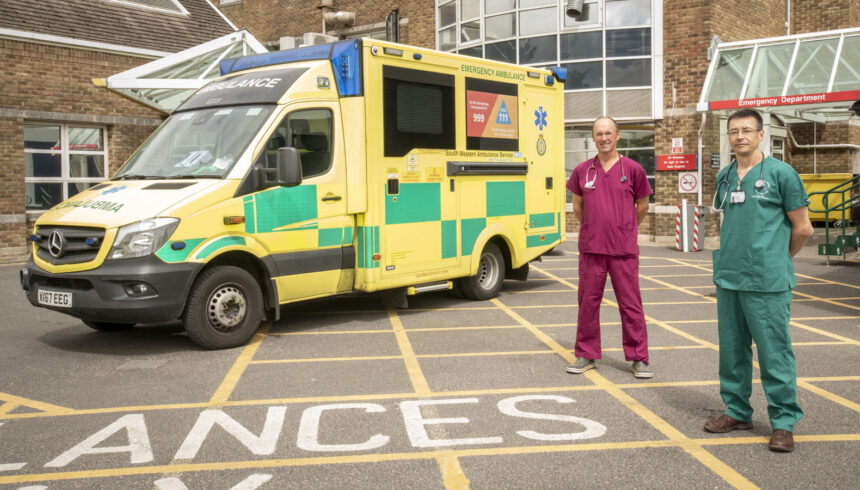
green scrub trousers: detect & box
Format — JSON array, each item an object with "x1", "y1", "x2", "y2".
[
  {"x1": 713, "y1": 156, "x2": 809, "y2": 432},
  {"x1": 716, "y1": 287, "x2": 803, "y2": 431}
]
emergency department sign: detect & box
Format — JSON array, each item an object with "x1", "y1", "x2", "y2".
[{"x1": 466, "y1": 90, "x2": 518, "y2": 140}]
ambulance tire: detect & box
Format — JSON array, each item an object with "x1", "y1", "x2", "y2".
[
  {"x1": 459, "y1": 242, "x2": 505, "y2": 300},
  {"x1": 184, "y1": 265, "x2": 263, "y2": 350},
  {"x1": 83, "y1": 320, "x2": 134, "y2": 331}
]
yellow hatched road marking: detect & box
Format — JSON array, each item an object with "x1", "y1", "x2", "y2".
[
  {"x1": 2, "y1": 376, "x2": 856, "y2": 421},
  {"x1": 797, "y1": 381, "x2": 860, "y2": 413},
  {"x1": 388, "y1": 309, "x2": 430, "y2": 395},
  {"x1": 0, "y1": 393, "x2": 72, "y2": 415},
  {"x1": 789, "y1": 320, "x2": 860, "y2": 345},
  {"x1": 488, "y1": 296, "x2": 758, "y2": 489},
  {"x1": 209, "y1": 323, "x2": 271, "y2": 404},
  {"x1": 437, "y1": 451, "x2": 470, "y2": 489},
  {"x1": 555, "y1": 261, "x2": 860, "y2": 419},
  {"x1": 252, "y1": 355, "x2": 404, "y2": 364},
  {"x1": 795, "y1": 273, "x2": 860, "y2": 290},
  {"x1": 230, "y1": 340, "x2": 847, "y2": 366},
  {"x1": 2, "y1": 433, "x2": 857, "y2": 486},
  {"x1": 794, "y1": 296, "x2": 860, "y2": 301},
  {"x1": 792, "y1": 290, "x2": 860, "y2": 312},
  {"x1": 0, "y1": 434, "x2": 853, "y2": 486},
  {"x1": 389, "y1": 309, "x2": 468, "y2": 488}
]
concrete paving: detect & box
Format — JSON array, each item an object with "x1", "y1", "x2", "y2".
[{"x1": 0, "y1": 236, "x2": 857, "y2": 489}]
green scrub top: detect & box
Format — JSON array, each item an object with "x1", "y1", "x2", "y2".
[{"x1": 713, "y1": 156, "x2": 809, "y2": 292}]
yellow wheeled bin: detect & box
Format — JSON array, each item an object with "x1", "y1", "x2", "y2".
[{"x1": 799, "y1": 173, "x2": 853, "y2": 223}]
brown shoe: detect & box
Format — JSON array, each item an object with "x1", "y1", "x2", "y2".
[
  {"x1": 768, "y1": 429, "x2": 795, "y2": 452},
  {"x1": 703, "y1": 414, "x2": 753, "y2": 433}
]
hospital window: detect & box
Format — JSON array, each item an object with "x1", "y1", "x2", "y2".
[
  {"x1": 564, "y1": 125, "x2": 655, "y2": 207},
  {"x1": 24, "y1": 123, "x2": 108, "y2": 212},
  {"x1": 438, "y1": 0, "x2": 659, "y2": 121},
  {"x1": 383, "y1": 65, "x2": 455, "y2": 157}
]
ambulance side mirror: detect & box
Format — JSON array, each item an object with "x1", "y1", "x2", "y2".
[{"x1": 276, "y1": 147, "x2": 302, "y2": 187}]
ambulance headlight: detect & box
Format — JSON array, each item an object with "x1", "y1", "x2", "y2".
[{"x1": 109, "y1": 218, "x2": 179, "y2": 260}]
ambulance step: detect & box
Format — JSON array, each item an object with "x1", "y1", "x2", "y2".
[{"x1": 407, "y1": 281, "x2": 453, "y2": 295}]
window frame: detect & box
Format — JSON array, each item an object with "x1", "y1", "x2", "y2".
[
  {"x1": 256, "y1": 107, "x2": 335, "y2": 180},
  {"x1": 382, "y1": 65, "x2": 456, "y2": 157},
  {"x1": 24, "y1": 122, "x2": 109, "y2": 213}
]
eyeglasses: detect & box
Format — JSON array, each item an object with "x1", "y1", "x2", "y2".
[{"x1": 727, "y1": 128, "x2": 761, "y2": 138}]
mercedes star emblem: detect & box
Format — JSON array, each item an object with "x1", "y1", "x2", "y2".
[{"x1": 49, "y1": 230, "x2": 65, "y2": 258}]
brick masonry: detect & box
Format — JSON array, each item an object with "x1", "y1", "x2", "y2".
[
  {"x1": 219, "y1": 0, "x2": 435, "y2": 48},
  {"x1": 2, "y1": 1, "x2": 856, "y2": 260},
  {"x1": 0, "y1": 38, "x2": 164, "y2": 262}
]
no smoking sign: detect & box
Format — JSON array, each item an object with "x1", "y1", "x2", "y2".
[{"x1": 678, "y1": 172, "x2": 698, "y2": 193}]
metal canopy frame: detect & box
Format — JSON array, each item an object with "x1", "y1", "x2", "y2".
[
  {"x1": 96, "y1": 30, "x2": 267, "y2": 114},
  {"x1": 697, "y1": 27, "x2": 860, "y2": 123}
]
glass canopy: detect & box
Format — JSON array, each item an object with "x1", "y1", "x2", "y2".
[
  {"x1": 96, "y1": 30, "x2": 267, "y2": 114},
  {"x1": 698, "y1": 27, "x2": 860, "y2": 122}
]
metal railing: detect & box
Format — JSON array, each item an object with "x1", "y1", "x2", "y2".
[{"x1": 807, "y1": 175, "x2": 860, "y2": 263}]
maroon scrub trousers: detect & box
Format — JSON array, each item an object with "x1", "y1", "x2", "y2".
[{"x1": 566, "y1": 155, "x2": 653, "y2": 363}]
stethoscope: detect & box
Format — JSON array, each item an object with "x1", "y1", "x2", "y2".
[
  {"x1": 584, "y1": 156, "x2": 626, "y2": 189},
  {"x1": 712, "y1": 156, "x2": 767, "y2": 212}
]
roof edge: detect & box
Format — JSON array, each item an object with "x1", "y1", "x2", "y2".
[
  {"x1": 0, "y1": 27, "x2": 171, "y2": 58},
  {"x1": 203, "y1": 0, "x2": 238, "y2": 30}
]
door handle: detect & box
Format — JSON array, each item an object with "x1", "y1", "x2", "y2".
[{"x1": 321, "y1": 194, "x2": 342, "y2": 202}]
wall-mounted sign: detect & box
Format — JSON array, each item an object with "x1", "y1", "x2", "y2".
[
  {"x1": 679, "y1": 172, "x2": 699, "y2": 193},
  {"x1": 672, "y1": 138, "x2": 683, "y2": 153},
  {"x1": 706, "y1": 89, "x2": 860, "y2": 110},
  {"x1": 657, "y1": 154, "x2": 697, "y2": 171},
  {"x1": 710, "y1": 152, "x2": 720, "y2": 169}
]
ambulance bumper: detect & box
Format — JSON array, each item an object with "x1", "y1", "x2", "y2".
[{"x1": 21, "y1": 256, "x2": 200, "y2": 324}]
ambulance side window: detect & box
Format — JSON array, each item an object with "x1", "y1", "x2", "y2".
[
  {"x1": 383, "y1": 65, "x2": 455, "y2": 157},
  {"x1": 262, "y1": 109, "x2": 333, "y2": 178}
]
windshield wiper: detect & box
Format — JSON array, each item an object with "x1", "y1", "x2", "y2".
[
  {"x1": 114, "y1": 174, "x2": 167, "y2": 180},
  {"x1": 168, "y1": 174, "x2": 223, "y2": 179}
]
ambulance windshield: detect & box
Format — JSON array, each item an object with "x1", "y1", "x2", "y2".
[{"x1": 115, "y1": 105, "x2": 274, "y2": 179}]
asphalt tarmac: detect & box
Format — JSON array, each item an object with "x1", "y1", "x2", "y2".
[{"x1": 0, "y1": 237, "x2": 857, "y2": 489}]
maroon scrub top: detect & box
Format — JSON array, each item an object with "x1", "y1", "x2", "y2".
[{"x1": 566, "y1": 155, "x2": 653, "y2": 256}]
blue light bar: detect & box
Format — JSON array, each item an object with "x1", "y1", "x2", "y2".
[
  {"x1": 220, "y1": 44, "x2": 330, "y2": 75},
  {"x1": 219, "y1": 39, "x2": 363, "y2": 97},
  {"x1": 550, "y1": 66, "x2": 567, "y2": 83},
  {"x1": 329, "y1": 39, "x2": 362, "y2": 97}
]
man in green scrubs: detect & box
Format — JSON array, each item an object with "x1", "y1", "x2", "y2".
[{"x1": 705, "y1": 109, "x2": 814, "y2": 453}]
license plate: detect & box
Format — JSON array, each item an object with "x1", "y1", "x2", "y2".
[{"x1": 37, "y1": 289, "x2": 73, "y2": 308}]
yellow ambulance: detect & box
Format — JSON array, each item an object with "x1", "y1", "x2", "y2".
[{"x1": 20, "y1": 39, "x2": 567, "y2": 349}]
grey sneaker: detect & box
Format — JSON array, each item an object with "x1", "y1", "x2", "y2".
[
  {"x1": 632, "y1": 361, "x2": 653, "y2": 379},
  {"x1": 566, "y1": 358, "x2": 595, "y2": 374}
]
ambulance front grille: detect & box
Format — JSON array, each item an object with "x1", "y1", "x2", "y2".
[{"x1": 34, "y1": 226, "x2": 106, "y2": 265}]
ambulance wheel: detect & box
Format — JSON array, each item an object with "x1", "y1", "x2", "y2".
[
  {"x1": 184, "y1": 265, "x2": 263, "y2": 350},
  {"x1": 83, "y1": 320, "x2": 134, "y2": 331},
  {"x1": 459, "y1": 242, "x2": 505, "y2": 300}
]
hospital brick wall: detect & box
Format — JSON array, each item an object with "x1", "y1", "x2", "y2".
[
  {"x1": 219, "y1": 0, "x2": 433, "y2": 48},
  {"x1": 655, "y1": 0, "x2": 788, "y2": 241},
  {"x1": 0, "y1": 39, "x2": 164, "y2": 262},
  {"x1": 0, "y1": 117, "x2": 27, "y2": 262},
  {"x1": 0, "y1": 40, "x2": 162, "y2": 119},
  {"x1": 788, "y1": 122, "x2": 856, "y2": 175},
  {"x1": 791, "y1": 0, "x2": 859, "y2": 34}
]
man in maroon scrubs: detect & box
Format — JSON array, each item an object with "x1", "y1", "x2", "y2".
[{"x1": 565, "y1": 117, "x2": 653, "y2": 378}]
